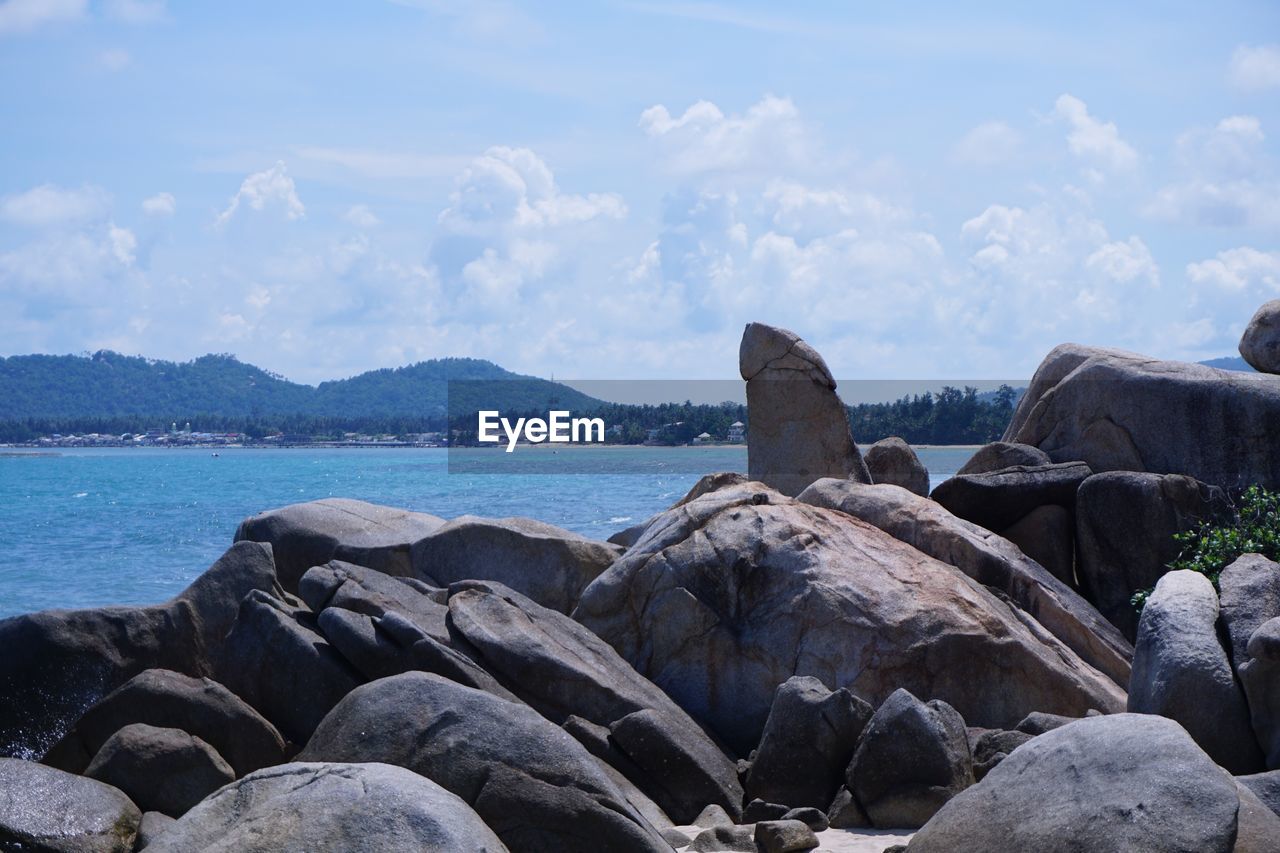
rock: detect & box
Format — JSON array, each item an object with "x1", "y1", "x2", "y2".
[
  {"x1": 412, "y1": 516, "x2": 620, "y2": 614},
  {"x1": 299, "y1": 559, "x2": 450, "y2": 644},
  {"x1": 825, "y1": 786, "x2": 869, "y2": 828},
  {"x1": 1128, "y1": 570, "x2": 1263, "y2": 774},
  {"x1": 0, "y1": 541, "x2": 277, "y2": 760},
  {"x1": 1220, "y1": 554, "x2": 1280, "y2": 669},
  {"x1": 234, "y1": 498, "x2": 446, "y2": 592},
  {"x1": 146, "y1": 761, "x2": 507, "y2": 853},
  {"x1": 1004, "y1": 343, "x2": 1280, "y2": 490},
  {"x1": 1014, "y1": 711, "x2": 1078, "y2": 735},
  {"x1": 971, "y1": 729, "x2": 1033, "y2": 767},
  {"x1": 1241, "y1": 618, "x2": 1280, "y2": 769},
  {"x1": 864, "y1": 438, "x2": 929, "y2": 496},
  {"x1": 905, "y1": 714, "x2": 1247, "y2": 853},
  {"x1": 662, "y1": 827, "x2": 692, "y2": 847},
  {"x1": 743, "y1": 799, "x2": 790, "y2": 823},
  {"x1": 796, "y1": 479, "x2": 1131, "y2": 689},
  {"x1": 847, "y1": 689, "x2": 973, "y2": 829},
  {"x1": 739, "y1": 322, "x2": 870, "y2": 496},
  {"x1": 1235, "y1": 781, "x2": 1280, "y2": 851},
  {"x1": 745, "y1": 675, "x2": 871, "y2": 811},
  {"x1": 214, "y1": 589, "x2": 362, "y2": 744},
  {"x1": 1237, "y1": 770, "x2": 1280, "y2": 819},
  {"x1": 693, "y1": 804, "x2": 734, "y2": 828},
  {"x1": 1000, "y1": 504, "x2": 1075, "y2": 588},
  {"x1": 135, "y1": 811, "x2": 175, "y2": 850},
  {"x1": 299, "y1": 672, "x2": 670, "y2": 852},
  {"x1": 755, "y1": 819, "x2": 820, "y2": 853},
  {"x1": 445, "y1": 579, "x2": 742, "y2": 822},
  {"x1": 42, "y1": 669, "x2": 287, "y2": 778},
  {"x1": 84, "y1": 724, "x2": 234, "y2": 818},
  {"x1": 574, "y1": 482, "x2": 1125, "y2": 755},
  {"x1": 1241, "y1": 300, "x2": 1280, "y2": 374},
  {"x1": 0, "y1": 757, "x2": 140, "y2": 852},
  {"x1": 611, "y1": 473, "x2": 752, "y2": 550},
  {"x1": 956, "y1": 441, "x2": 1051, "y2": 476},
  {"x1": 689, "y1": 824, "x2": 755, "y2": 852},
  {"x1": 1076, "y1": 471, "x2": 1234, "y2": 640},
  {"x1": 930, "y1": 461, "x2": 1092, "y2": 532},
  {"x1": 780, "y1": 807, "x2": 828, "y2": 832}
]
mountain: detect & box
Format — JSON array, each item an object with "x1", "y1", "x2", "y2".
[{"x1": 1198, "y1": 356, "x2": 1254, "y2": 372}]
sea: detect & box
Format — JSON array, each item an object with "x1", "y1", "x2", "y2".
[{"x1": 0, "y1": 445, "x2": 978, "y2": 619}]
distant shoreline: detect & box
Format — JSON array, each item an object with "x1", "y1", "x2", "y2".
[{"x1": 0, "y1": 442, "x2": 985, "y2": 452}]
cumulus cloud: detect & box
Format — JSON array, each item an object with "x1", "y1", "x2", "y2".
[
  {"x1": 0, "y1": 0, "x2": 85, "y2": 36},
  {"x1": 216, "y1": 162, "x2": 305, "y2": 227},
  {"x1": 1052, "y1": 94, "x2": 1138, "y2": 175},
  {"x1": 1187, "y1": 247, "x2": 1280, "y2": 293},
  {"x1": 141, "y1": 191, "x2": 175, "y2": 216},
  {"x1": 0, "y1": 184, "x2": 109, "y2": 227},
  {"x1": 951, "y1": 120, "x2": 1022, "y2": 167},
  {"x1": 640, "y1": 95, "x2": 814, "y2": 178},
  {"x1": 1229, "y1": 44, "x2": 1280, "y2": 91},
  {"x1": 344, "y1": 204, "x2": 380, "y2": 228},
  {"x1": 1148, "y1": 115, "x2": 1278, "y2": 231}
]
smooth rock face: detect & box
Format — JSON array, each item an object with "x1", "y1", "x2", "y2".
[
  {"x1": 1240, "y1": 300, "x2": 1280, "y2": 374},
  {"x1": 1241, "y1": 618, "x2": 1280, "y2": 769},
  {"x1": 1004, "y1": 343, "x2": 1280, "y2": 490},
  {"x1": 0, "y1": 541, "x2": 277, "y2": 761},
  {"x1": 745, "y1": 676, "x2": 872, "y2": 811},
  {"x1": 864, "y1": 438, "x2": 930, "y2": 497},
  {"x1": 739, "y1": 322, "x2": 870, "y2": 496},
  {"x1": 847, "y1": 689, "x2": 973, "y2": 829},
  {"x1": 146, "y1": 762, "x2": 508, "y2": 853},
  {"x1": 1075, "y1": 471, "x2": 1233, "y2": 641},
  {"x1": 930, "y1": 461, "x2": 1092, "y2": 532},
  {"x1": 956, "y1": 442, "x2": 1051, "y2": 476},
  {"x1": 234, "y1": 498, "x2": 446, "y2": 592},
  {"x1": 905, "y1": 714, "x2": 1242, "y2": 853},
  {"x1": 0, "y1": 757, "x2": 141, "y2": 853},
  {"x1": 42, "y1": 668, "x2": 287, "y2": 778},
  {"x1": 299, "y1": 672, "x2": 670, "y2": 853},
  {"x1": 796, "y1": 479, "x2": 1131, "y2": 689},
  {"x1": 1128, "y1": 570, "x2": 1263, "y2": 774},
  {"x1": 1219, "y1": 554, "x2": 1280, "y2": 670},
  {"x1": 84, "y1": 724, "x2": 234, "y2": 818},
  {"x1": 999, "y1": 504, "x2": 1075, "y2": 588},
  {"x1": 411, "y1": 516, "x2": 621, "y2": 614}
]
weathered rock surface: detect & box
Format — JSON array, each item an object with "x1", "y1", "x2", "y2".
[
  {"x1": 1000, "y1": 504, "x2": 1075, "y2": 588},
  {"x1": 1128, "y1": 570, "x2": 1263, "y2": 774},
  {"x1": 1235, "y1": 781, "x2": 1280, "y2": 851},
  {"x1": 1076, "y1": 471, "x2": 1233, "y2": 640},
  {"x1": 688, "y1": 824, "x2": 755, "y2": 851},
  {"x1": 146, "y1": 762, "x2": 508, "y2": 853},
  {"x1": 847, "y1": 689, "x2": 973, "y2": 829},
  {"x1": 84, "y1": 723, "x2": 234, "y2": 818},
  {"x1": 1237, "y1": 770, "x2": 1280, "y2": 819},
  {"x1": 1004, "y1": 343, "x2": 1280, "y2": 490},
  {"x1": 1220, "y1": 554, "x2": 1280, "y2": 670},
  {"x1": 1241, "y1": 617, "x2": 1280, "y2": 770},
  {"x1": 864, "y1": 437, "x2": 929, "y2": 497},
  {"x1": 930, "y1": 461, "x2": 1092, "y2": 532},
  {"x1": 825, "y1": 786, "x2": 870, "y2": 828},
  {"x1": 299, "y1": 559, "x2": 450, "y2": 643},
  {"x1": 739, "y1": 322, "x2": 870, "y2": 496},
  {"x1": 135, "y1": 811, "x2": 175, "y2": 850},
  {"x1": 956, "y1": 441, "x2": 1051, "y2": 476},
  {"x1": 576, "y1": 482, "x2": 1126, "y2": 755},
  {"x1": 754, "y1": 819, "x2": 819, "y2": 853},
  {"x1": 0, "y1": 756, "x2": 141, "y2": 852},
  {"x1": 745, "y1": 676, "x2": 871, "y2": 811},
  {"x1": 299, "y1": 672, "x2": 670, "y2": 852},
  {"x1": 796, "y1": 479, "x2": 1131, "y2": 688},
  {"x1": 1240, "y1": 299, "x2": 1280, "y2": 374},
  {"x1": 609, "y1": 473, "x2": 751, "y2": 549},
  {"x1": 0, "y1": 541, "x2": 278, "y2": 760},
  {"x1": 1014, "y1": 711, "x2": 1079, "y2": 735},
  {"x1": 905, "y1": 714, "x2": 1245, "y2": 853},
  {"x1": 411, "y1": 516, "x2": 620, "y2": 614},
  {"x1": 42, "y1": 668, "x2": 286, "y2": 778}
]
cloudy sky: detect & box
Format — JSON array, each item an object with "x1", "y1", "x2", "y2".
[{"x1": 2, "y1": 1, "x2": 1278, "y2": 384}]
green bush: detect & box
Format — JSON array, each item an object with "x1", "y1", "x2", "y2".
[{"x1": 1131, "y1": 485, "x2": 1280, "y2": 611}]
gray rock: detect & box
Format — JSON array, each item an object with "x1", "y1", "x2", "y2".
[
  {"x1": 84, "y1": 724, "x2": 234, "y2": 818},
  {"x1": 146, "y1": 761, "x2": 507, "y2": 853},
  {"x1": 743, "y1": 799, "x2": 790, "y2": 823},
  {"x1": 0, "y1": 757, "x2": 140, "y2": 852},
  {"x1": 1236, "y1": 770, "x2": 1280, "y2": 819},
  {"x1": 1014, "y1": 711, "x2": 1078, "y2": 735},
  {"x1": 610, "y1": 473, "x2": 751, "y2": 550},
  {"x1": 905, "y1": 714, "x2": 1245, "y2": 853},
  {"x1": 956, "y1": 441, "x2": 1051, "y2": 476},
  {"x1": 689, "y1": 824, "x2": 755, "y2": 852},
  {"x1": 0, "y1": 541, "x2": 277, "y2": 761},
  {"x1": 299, "y1": 672, "x2": 670, "y2": 852},
  {"x1": 754, "y1": 819, "x2": 820, "y2": 853},
  {"x1": 847, "y1": 689, "x2": 973, "y2": 829},
  {"x1": 864, "y1": 438, "x2": 929, "y2": 497},
  {"x1": 930, "y1": 461, "x2": 1092, "y2": 532},
  {"x1": 574, "y1": 482, "x2": 1125, "y2": 755},
  {"x1": 1076, "y1": 471, "x2": 1234, "y2": 640},
  {"x1": 1234, "y1": 781, "x2": 1280, "y2": 851},
  {"x1": 780, "y1": 807, "x2": 828, "y2": 832},
  {"x1": 745, "y1": 675, "x2": 871, "y2": 811},
  {"x1": 412, "y1": 516, "x2": 621, "y2": 614},
  {"x1": 1000, "y1": 504, "x2": 1075, "y2": 588},
  {"x1": 1241, "y1": 617, "x2": 1280, "y2": 769},
  {"x1": 825, "y1": 786, "x2": 869, "y2": 828},
  {"x1": 971, "y1": 729, "x2": 1033, "y2": 767},
  {"x1": 1128, "y1": 570, "x2": 1263, "y2": 773},
  {"x1": 693, "y1": 803, "x2": 734, "y2": 828},
  {"x1": 42, "y1": 668, "x2": 286, "y2": 778},
  {"x1": 1241, "y1": 299, "x2": 1280, "y2": 374},
  {"x1": 234, "y1": 498, "x2": 446, "y2": 592},
  {"x1": 300, "y1": 559, "x2": 450, "y2": 644},
  {"x1": 135, "y1": 811, "x2": 175, "y2": 850},
  {"x1": 1220, "y1": 554, "x2": 1280, "y2": 670},
  {"x1": 739, "y1": 322, "x2": 870, "y2": 496}
]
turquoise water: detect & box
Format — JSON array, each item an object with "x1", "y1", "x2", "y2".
[{"x1": 0, "y1": 446, "x2": 976, "y2": 618}]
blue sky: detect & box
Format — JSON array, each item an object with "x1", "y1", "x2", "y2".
[{"x1": 1, "y1": 1, "x2": 1278, "y2": 384}]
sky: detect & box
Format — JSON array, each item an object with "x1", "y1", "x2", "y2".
[{"x1": 1, "y1": 1, "x2": 1278, "y2": 385}]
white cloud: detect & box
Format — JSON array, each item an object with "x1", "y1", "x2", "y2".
[
  {"x1": 0, "y1": 0, "x2": 85, "y2": 35},
  {"x1": 141, "y1": 191, "x2": 175, "y2": 216},
  {"x1": 99, "y1": 48, "x2": 130, "y2": 71},
  {"x1": 103, "y1": 0, "x2": 166, "y2": 23},
  {"x1": 216, "y1": 161, "x2": 305, "y2": 227},
  {"x1": 1187, "y1": 247, "x2": 1280, "y2": 293},
  {"x1": 640, "y1": 95, "x2": 814, "y2": 177},
  {"x1": 951, "y1": 120, "x2": 1022, "y2": 167},
  {"x1": 1085, "y1": 236, "x2": 1159, "y2": 286},
  {"x1": 0, "y1": 184, "x2": 109, "y2": 227},
  {"x1": 1052, "y1": 94, "x2": 1138, "y2": 175},
  {"x1": 1229, "y1": 44, "x2": 1280, "y2": 91},
  {"x1": 343, "y1": 204, "x2": 380, "y2": 228},
  {"x1": 1146, "y1": 179, "x2": 1280, "y2": 231}
]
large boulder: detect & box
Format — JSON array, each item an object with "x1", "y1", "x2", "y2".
[
  {"x1": 1241, "y1": 617, "x2": 1280, "y2": 769},
  {"x1": 930, "y1": 461, "x2": 1092, "y2": 532},
  {"x1": 1128, "y1": 570, "x2": 1263, "y2": 774},
  {"x1": 1076, "y1": 471, "x2": 1234, "y2": 640},
  {"x1": 299, "y1": 672, "x2": 670, "y2": 852},
  {"x1": 146, "y1": 762, "x2": 508, "y2": 853},
  {"x1": 0, "y1": 541, "x2": 278, "y2": 760},
  {"x1": 84, "y1": 723, "x2": 234, "y2": 818},
  {"x1": 1237, "y1": 770, "x2": 1280, "y2": 819},
  {"x1": 0, "y1": 757, "x2": 141, "y2": 852},
  {"x1": 905, "y1": 714, "x2": 1246, "y2": 853},
  {"x1": 574, "y1": 481, "x2": 1125, "y2": 755},
  {"x1": 1240, "y1": 299, "x2": 1280, "y2": 374},
  {"x1": 411, "y1": 516, "x2": 621, "y2": 614},
  {"x1": 739, "y1": 322, "x2": 870, "y2": 496},
  {"x1": 1219, "y1": 554, "x2": 1280, "y2": 670},
  {"x1": 999, "y1": 504, "x2": 1075, "y2": 588},
  {"x1": 42, "y1": 669, "x2": 287, "y2": 778},
  {"x1": 1003, "y1": 343, "x2": 1280, "y2": 490},
  {"x1": 955, "y1": 441, "x2": 1051, "y2": 476},
  {"x1": 234, "y1": 498, "x2": 446, "y2": 592},
  {"x1": 864, "y1": 438, "x2": 929, "y2": 497},
  {"x1": 796, "y1": 479, "x2": 1131, "y2": 688},
  {"x1": 299, "y1": 559, "x2": 450, "y2": 644}
]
